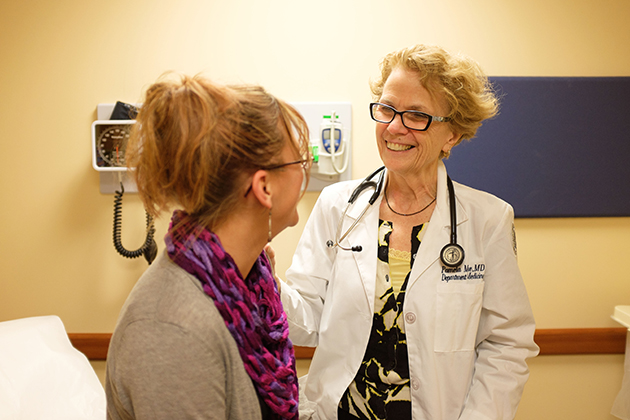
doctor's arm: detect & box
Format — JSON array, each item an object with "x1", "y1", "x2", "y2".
[
  {"x1": 278, "y1": 189, "x2": 340, "y2": 347},
  {"x1": 460, "y1": 206, "x2": 539, "y2": 420}
]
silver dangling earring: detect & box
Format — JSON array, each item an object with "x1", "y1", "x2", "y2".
[{"x1": 268, "y1": 208, "x2": 272, "y2": 243}]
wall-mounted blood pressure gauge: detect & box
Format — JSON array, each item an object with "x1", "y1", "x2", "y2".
[{"x1": 91, "y1": 120, "x2": 135, "y2": 171}]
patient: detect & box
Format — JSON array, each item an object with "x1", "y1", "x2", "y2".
[{"x1": 105, "y1": 73, "x2": 311, "y2": 419}]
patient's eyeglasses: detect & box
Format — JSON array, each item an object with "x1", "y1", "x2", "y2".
[{"x1": 244, "y1": 158, "x2": 311, "y2": 197}]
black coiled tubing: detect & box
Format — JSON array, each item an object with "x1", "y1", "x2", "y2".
[{"x1": 113, "y1": 183, "x2": 158, "y2": 264}]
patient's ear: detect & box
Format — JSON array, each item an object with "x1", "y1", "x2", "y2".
[{"x1": 250, "y1": 170, "x2": 273, "y2": 209}]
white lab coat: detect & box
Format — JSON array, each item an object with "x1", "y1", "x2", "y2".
[{"x1": 280, "y1": 161, "x2": 539, "y2": 420}]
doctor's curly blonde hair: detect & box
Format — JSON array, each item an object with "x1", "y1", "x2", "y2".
[{"x1": 371, "y1": 44, "x2": 499, "y2": 148}]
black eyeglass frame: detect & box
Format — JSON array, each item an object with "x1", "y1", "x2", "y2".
[
  {"x1": 369, "y1": 102, "x2": 451, "y2": 132},
  {"x1": 263, "y1": 159, "x2": 306, "y2": 171}
]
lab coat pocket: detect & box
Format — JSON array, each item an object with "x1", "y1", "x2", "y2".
[{"x1": 434, "y1": 282, "x2": 484, "y2": 352}]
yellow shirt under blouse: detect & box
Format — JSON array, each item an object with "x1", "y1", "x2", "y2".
[{"x1": 388, "y1": 248, "x2": 411, "y2": 294}]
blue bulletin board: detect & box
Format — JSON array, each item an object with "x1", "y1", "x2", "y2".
[{"x1": 445, "y1": 77, "x2": 630, "y2": 218}]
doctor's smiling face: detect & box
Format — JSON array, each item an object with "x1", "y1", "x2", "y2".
[{"x1": 375, "y1": 67, "x2": 460, "y2": 181}]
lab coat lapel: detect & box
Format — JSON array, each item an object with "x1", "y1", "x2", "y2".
[{"x1": 407, "y1": 161, "x2": 469, "y2": 289}]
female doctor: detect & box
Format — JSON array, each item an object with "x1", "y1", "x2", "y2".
[{"x1": 277, "y1": 45, "x2": 539, "y2": 420}]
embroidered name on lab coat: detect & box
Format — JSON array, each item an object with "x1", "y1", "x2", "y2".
[{"x1": 441, "y1": 264, "x2": 485, "y2": 282}]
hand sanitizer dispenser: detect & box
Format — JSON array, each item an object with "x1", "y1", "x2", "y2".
[{"x1": 312, "y1": 111, "x2": 349, "y2": 177}]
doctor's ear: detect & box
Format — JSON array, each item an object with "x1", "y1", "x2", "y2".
[
  {"x1": 447, "y1": 131, "x2": 462, "y2": 146},
  {"x1": 442, "y1": 132, "x2": 462, "y2": 158},
  {"x1": 248, "y1": 170, "x2": 273, "y2": 209}
]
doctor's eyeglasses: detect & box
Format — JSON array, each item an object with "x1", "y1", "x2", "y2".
[{"x1": 370, "y1": 102, "x2": 451, "y2": 131}]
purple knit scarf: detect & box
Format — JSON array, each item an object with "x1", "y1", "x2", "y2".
[{"x1": 165, "y1": 210, "x2": 298, "y2": 419}]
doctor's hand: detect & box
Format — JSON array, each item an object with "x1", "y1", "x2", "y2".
[{"x1": 263, "y1": 243, "x2": 281, "y2": 293}]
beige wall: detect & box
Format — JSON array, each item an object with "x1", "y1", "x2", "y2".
[{"x1": 1, "y1": 0, "x2": 629, "y2": 418}]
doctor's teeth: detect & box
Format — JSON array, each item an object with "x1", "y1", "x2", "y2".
[{"x1": 387, "y1": 142, "x2": 412, "y2": 151}]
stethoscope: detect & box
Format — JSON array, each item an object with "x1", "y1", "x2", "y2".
[{"x1": 326, "y1": 166, "x2": 465, "y2": 268}]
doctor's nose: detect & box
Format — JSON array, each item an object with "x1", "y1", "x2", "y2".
[{"x1": 386, "y1": 114, "x2": 409, "y2": 134}]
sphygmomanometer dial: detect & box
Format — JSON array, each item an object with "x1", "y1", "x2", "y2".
[{"x1": 97, "y1": 125, "x2": 131, "y2": 167}]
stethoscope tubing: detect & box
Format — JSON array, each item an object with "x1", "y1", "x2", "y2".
[
  {"x1": 328, "y1": 166, "x2": 464, "y2": 268},
  {"x1": 440, "y1": 176, "x2": 465, "y2": 267}
]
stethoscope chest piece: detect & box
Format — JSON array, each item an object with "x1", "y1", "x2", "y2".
[
  {"x1": 440, "y1": 175, "x2": 465, "y2": 268},
  {"x1": 440, "y1": 243, "x2": 465, "y2": 268}
]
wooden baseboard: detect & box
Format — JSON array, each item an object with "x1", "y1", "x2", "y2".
[
  {"x1": 71, "y1": 328, "x2": 627, "y2": 361},
  {"x1": 69, "y1": 333, "x2": 110, "y2": 360}
]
